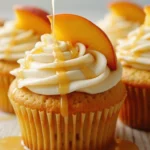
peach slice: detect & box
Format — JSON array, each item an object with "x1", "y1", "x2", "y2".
[
  {"x1": 144, "y1": 6, "x2": 150, "y2": 25},
  {"x1": 48, "y1": 14, "x2": 117, "y2": 70},
  {"x1": 109, "y1": 1, "x2": 145, "y2": 24},
  {"x1": 14, "y1": 5, "x2": 50, "y2": 34}
]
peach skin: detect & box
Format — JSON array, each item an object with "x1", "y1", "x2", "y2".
[
  {"x1": 48, "y1": 14, "x2": 117, "y2": 70},
  {"x1": 144, "y1": 6, "x2": 150, "y2": 26},
  {"x1": 14, "y1": 5, "x2": 50, "y2": 34},
  {"x1": 109, "y1": 1, "x2": 145, "y2": 24}
]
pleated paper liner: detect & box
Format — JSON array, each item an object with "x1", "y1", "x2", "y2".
[
  {"x1": 119, "y1": 85, "x2": 150, "y2": 131},
  {"x1": 0, "y1": 74, "x2": 14, "y2": 113},
  {"x1": 11, "y1": 98, "x2": 124, "y2": 150}
]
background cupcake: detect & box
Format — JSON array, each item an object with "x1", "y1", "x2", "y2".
[
  {"x1": 0, "y1": 5, "x2": 50, "y2": 113},
  {"x1": 9, "y1": 14, "x2": 126, "y2": 150},
  {"x1": 97, "y1": 1, "x2": 145, "y2": 47},
  {"x1": 117, "y1": 6, "x2": 150, "y2": 131},
  {"x1": 0, "y1": 19, "x2": 4, "y2": 26}
]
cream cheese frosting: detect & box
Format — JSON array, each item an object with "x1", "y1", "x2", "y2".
[
  {"x1": 11, "y1": 34, "x2": 122, "y2": 95},
  {"x1": 97, "y1": 13, "x2": 140, "y2": 46},
  {"x1": 0, "y1": 21, "x2": 40, "y2": 61},
  {"x1": 117, "y1": 25, "x2": 150, "y2": 71}
]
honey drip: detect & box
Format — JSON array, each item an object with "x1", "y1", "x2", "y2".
[
  {"x1": 51, "y1": 0, "x2": 55, "y2": 38},
  {"x1": 54, "y1": 43, "x2": 69, "y2": 117},
  {"x1": 0, "y1": 137, "x2": 25, "y2": 150},
  {"x1": 131, "y1": 26, "x2": 144, "y2": 60},
  {"x1": 32, "y1": 48, "x2": 43, "y2": 54},
  {"x1": 51, "y1": 0, "x2": 70, "y2": 117},
  {"x1": 68, "y1": 43, "x2": 79, "y2": 59},
  {"x1": 80, "y1": 66, "x2": 96, "y2": 79},
  {"x1": 4, "y1": 31, "x2": 17, "y2": 59},
  {"x1": 109, "y1": 139, "x2": 139, "y2": 150},
  {"x1": 24, "y1": 55, "x2": 32, "y2": 69},
  {"x1": 0, "y1": 137, "x2": 139, "y2": 150}
]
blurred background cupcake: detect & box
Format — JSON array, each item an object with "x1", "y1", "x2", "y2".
[
  {"x1": 97, "y1": 1, "x2": 145, "y2": 47},
  {"x1": 0, "y1": 19, "x2": 4, "y2": 26},
  {"x1": 9, "y1": 14, "x2": 126, "y2": 150},
  {"x1": 0, "y1": 5, "x2": 50, "y2": 113},
  {"x1": 117, "y1": 6, "x2": 150, "y2": 131}
]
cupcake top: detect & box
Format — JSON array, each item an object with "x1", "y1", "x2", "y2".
[
  {"x1": 117, "y1": 6, "x2": 150, "y2": 71},
  {"x1": 97, "y1": 1, "x2": 145, "y2": 46},
  {"x1": 0, "y1": 21, "x2": 39, "y2": 61},
  {"x1": 98, "y1": 14, "x2": 140, "y2": 46},
  {"x1": 0, "y1": 5, "x2": 50, "y2": 61},
  {"x1": 11, "y1": 34, "x2": 122, "y2": 95},
  {"x1": 11, "y1": 14, "x2": 122, "y2": 96}
]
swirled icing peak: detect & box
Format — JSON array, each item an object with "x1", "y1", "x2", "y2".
[
  {"x1": 0, "y1": 21, "x2": 40, "y2": 61},
  {"x1": 11, "y1": 34, "x2": 122, "y2": 95},
  {"x1": 117, "y1": 25, "x2": 150, "y2": 71}
]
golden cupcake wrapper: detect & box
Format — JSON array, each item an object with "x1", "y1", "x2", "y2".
[
  {"x1": 11, "y1": 99, "x2": 124, "y2": 150},
  {"x1": 119, "y1": 85, "x2": 150, "y2": 131},
  {"x1": 0, "y1": 74, "x2": 14, "y2": 113}
]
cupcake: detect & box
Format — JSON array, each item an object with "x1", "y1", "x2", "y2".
[
  {"x1": 97, "y1": 1, "x2": 145, "y2": 47},
  {"x1": 0, "y1": 19, "x2": 4, "y2": 26},
  {"x1": 0, "y1": 5, "x2": 50, "y2": 113},
  {"x1": 9, "y1": 14, "x2": 126, "y2": 150},
  {"x1": 117, "y1": 6, "x2": 150, "y2": 131}
]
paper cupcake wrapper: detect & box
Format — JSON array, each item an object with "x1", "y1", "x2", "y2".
[
  {"x1": 11, "y1": 99, "x2": 124, "y2": 150},
  {"x1": 0, "y1": 74, "x2": 14, "y2": 113},
  {"x1": 119, "y1": 85, "x2": 150, "y2": 131}
]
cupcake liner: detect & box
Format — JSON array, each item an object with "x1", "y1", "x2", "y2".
[
  {"x1": 0, "y1": 74, "x2": 14, "y2": 113},
  {"x1": 119, "y1": 84, "x2": 150, "y2": 131},
  {"x1": 11, "y1": 99, "x2": 124, "y2": 150}
]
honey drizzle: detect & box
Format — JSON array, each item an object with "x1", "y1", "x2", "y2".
[
  {"x1": 54, "y1": 43, "x2": 70, "y2": 117},
  {"x1": 24, "y1": 55, "x2": 32, "y2": 69},
  {"x1": 4, "y1": 30, "x2": 17, "y2": 59},
  {"x1": 51, "y1": 0, "x2": 70, "y2": 117},
  {"x1": 0, "y1": 137, "x2": 24, "y2": 150},
  {"x1": 131, "y1": 26, "x2": 144, "y2": 59},
  {"x1": 32, "y1": 48, "x2": 43, "y2": 54},
  {"x1": 80, "y1": 66, "x2": 96, "y2": 79},
  {"x1": 68, "y1": 43, "x2": 79, "y2": 59},
  {"x1": 51, "y1": 0, "x2": 55, "y2": 38},
  {"x1": 0, "y1": 136, "x2": 139, "y2": 150}
]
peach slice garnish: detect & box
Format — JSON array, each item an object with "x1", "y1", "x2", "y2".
[
  {"x1": 14, "y1": 5, "x2": 50, "y2": 34},
  {"x1": 109, "y1": 1, "x2": 145, "y2": 24},
  {"x1": 144, "y1": 6, "x2": 150, "y2": 25},
  {"x1": 48, "y1": 14, "x2": 117, "y2": 70}
]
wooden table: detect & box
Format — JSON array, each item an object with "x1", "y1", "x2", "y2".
[{"x1": 0, "y1": 111, "x2": 150, "y2": 150}]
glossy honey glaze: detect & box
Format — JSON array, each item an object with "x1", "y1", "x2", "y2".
[
  {"x1": 110, "y1": 139, "x2": 139, "y2": 150},
  {"x1": 0, "y1": 115, "x2": 14, "y2": 121},
  {"x1": 0, "y1": 137, "x2": 139, "y2": 150}
]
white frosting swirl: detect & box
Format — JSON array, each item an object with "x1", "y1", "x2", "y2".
[
  {"x1": 0, "y1": 21, "x2": 40, "y2": 61},
  {"x1": 117, "y1": 25, "x2": 150, "y2": 71},
  {"x1": 97, "y1": 13, "x2": 140, "y2": 46},
  {"x1": 11, "y1": 34, "x2": 122, "y2": 95}
]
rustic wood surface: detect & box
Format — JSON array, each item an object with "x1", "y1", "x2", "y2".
[{"x1": 0, "y1": 111, "x2": 150, "y2": 150}]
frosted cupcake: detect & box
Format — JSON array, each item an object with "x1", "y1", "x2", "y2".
[
  {"x1": 9, "y1": 14, "x2": 126, "y2": 150},
  {"x1": 0, "y1": 19, "x2": 4, "y2": 26},
  {"x1": 0, "y1": 5, "x2": 50, "y2": 113},
  {"x1": 117, "y1": 6, "x2": 150, "y2": 131},
  {"x1": 97, "y1": 1, "x2": 145, "y2": 47}
]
